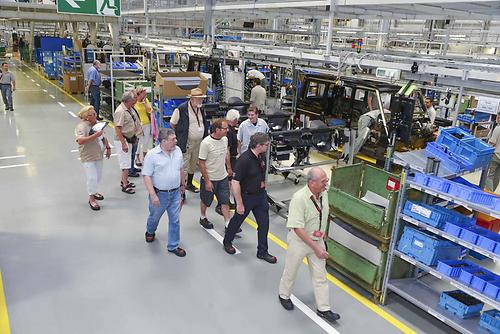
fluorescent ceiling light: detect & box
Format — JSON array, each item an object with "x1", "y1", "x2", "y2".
[{"x1": 336, "y1": 31, "x2": 357, "y2": 34}]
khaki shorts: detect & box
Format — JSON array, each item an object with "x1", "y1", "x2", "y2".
[{"x1": 114, "y1": 140, "x2": 131, "y2": 169}]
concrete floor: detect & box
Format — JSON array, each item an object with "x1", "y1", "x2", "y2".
[{"x1": 0, "y1": 60, "x2": 459, "y2": 334}]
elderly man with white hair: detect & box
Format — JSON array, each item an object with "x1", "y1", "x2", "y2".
[
  {"x1": 278, "y1": 167, "x2": 341, "y2": 324},
  {"x1": 215, "y1": 108, "x2": 240, "y2": 215},
  {"x1": 114, "y1": 90, "x2": 142, "y2": 195}
]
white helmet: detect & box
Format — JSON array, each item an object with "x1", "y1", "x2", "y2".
[{"x1": 246, "y1": 69, "x2": 265, "y2": 80}]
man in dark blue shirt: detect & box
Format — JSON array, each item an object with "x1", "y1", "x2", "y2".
[{"x1": 86, "y1": 60, "x2": 102, "y2": 119}]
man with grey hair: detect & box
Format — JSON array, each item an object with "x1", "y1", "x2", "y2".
[
  {"x1": 0, "y1": 62, "x2": 16, "y2": 111},
  {"x1": 278, "y1": 167, "x2": 341, "y2": 324},
  {"x1": 142, "y1": 128, "x2": 186, "y2": 257},
  {"x1": 86, "y1": 60, "x2": 102, "y2": 119},
  {"x1": 114, "y1": 90, "x2": 142, "y2": 194}
]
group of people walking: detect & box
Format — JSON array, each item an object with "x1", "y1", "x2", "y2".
[{"x1": 74, "y1": 87, "x2": 340, "y2": 324}]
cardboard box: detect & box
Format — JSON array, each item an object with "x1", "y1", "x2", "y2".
[
  {"x1": 64, "y1": 72, "x2": 83, "y2": 93},
  {"x1": 155, "y1": 71, "x2": 208, "y2": 98}
]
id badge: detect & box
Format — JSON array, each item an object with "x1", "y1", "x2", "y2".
[{"x1": 312, "y1": 230, "x2": 323, "y2": 238}]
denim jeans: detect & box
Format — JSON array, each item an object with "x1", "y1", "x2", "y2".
[
  {"x1": 146, "y1": 189, "x2": 181, "y2": 251},
  {"x1": 89, "y1": 85, "x2": 100, "y2": 117},
  {"x1": 0, "y1": 84, "x2": 13, "y2": 110}
]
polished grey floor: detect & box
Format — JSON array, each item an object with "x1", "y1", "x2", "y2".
[{"x1": 0, "y1": 61, "x2": 457, "y2": 334}]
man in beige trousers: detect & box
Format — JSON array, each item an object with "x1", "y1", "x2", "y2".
[{"x1": 278, "y1": 167, "x2": 341, "y2": 324}]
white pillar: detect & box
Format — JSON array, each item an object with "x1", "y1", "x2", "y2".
[
  {"x1": 326, "y1": 0, "x2": 336, "y2": 55},
  {"x1": 108, "y1": 22, "x2": 121, "y2": 51}
]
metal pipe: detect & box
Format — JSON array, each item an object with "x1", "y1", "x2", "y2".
[
  {"x1": 325, "y1": 0, "x2": 336, "y2": 56},
  {"x1": 453, "y1": 70, "x2": 469, "y2": 126}
]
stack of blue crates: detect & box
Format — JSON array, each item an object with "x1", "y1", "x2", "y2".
[
  {"x1": 397, "y1": 226, "x2": 463, "y2": 266},
  {"x1": 439, "y1": 290, "x2": 484, "y2": 319},
  {"x1": 403, "y1": 200, "x2": 470, "y2": 229},
  {"x1": 457, "y1": 109, "x2": 491, "y2": 124},
  {"x1": 480, "y1": 310, "x2": 500, "y2": 334},
  {"x1": 426, "y1": 127, "x2": 495, "y2": 171}
]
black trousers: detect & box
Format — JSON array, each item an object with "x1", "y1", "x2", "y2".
[{"x1": 223, "y1": 190, "x2": 269, "y2": 256}]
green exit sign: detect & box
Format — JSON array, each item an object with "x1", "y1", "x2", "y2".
[{"x1": 57, "y1": 0, "x2": 121, "y2": 17}]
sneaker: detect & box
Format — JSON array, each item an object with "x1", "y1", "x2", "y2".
[
  {"x1": 168, "y1": 247, "x2": 186, "y2": 257},
  {"x1": 316, "y1": 310, "x2": 340, "y2": 323},
  {"x1": 279, "y1": 296, "x2": 294, "y2": 311},
  {"x1": 215, "y1": 205, "x2": 223, "y2": 216},
  {"x1": 223, "y1": 243, "x2": 236, "y2": 255},
  {"x1": 229, "y1": 202, "x2": 236, "y2": 210},
  {"x1": 257, "y1": 253, "x2": 277, "y2": 264},
  {"x1": 186, "y1": 184, "x2": 199, "y2": 193},
  {"x1": 145, "y1": 232, "x2": 155, "y2": 243},
  {"x1": 199, "y1": 217, "x2": 214, "y2": 229}
]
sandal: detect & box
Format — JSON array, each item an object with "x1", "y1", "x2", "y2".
[
  {"x1": 121, "y1": 185, "x2": 135, "y2": 194},
  {"x1": 168, "y1": 247, "x2": 186, "y2": 257},
  {"x1": 89, "y1": 201, "x2": 101, "y2": 211},
  {"x1": 135, "y1": 160, "x2": 143, "y2": 167},
  {"x1": 94, "y1": 193, "x2": 104, "y2": 201},
  {"x1": 121, "y1": 181, "x2": 136, "y2": 188}
]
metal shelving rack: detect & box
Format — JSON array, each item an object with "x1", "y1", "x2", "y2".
[
  {"x1": 381, "y1": 160, "x2": 499, "y2": 334},
  {"x1": 99, "y1": 54, "x2": 146, "y2": 118}
]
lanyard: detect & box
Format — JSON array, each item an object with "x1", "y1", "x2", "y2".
[
  {"x1": 190, "y1": 103, "x2": 202, "y2": 127},
  {"x1": 309, "y1": 195, "x2": 323, "y2": 231}
]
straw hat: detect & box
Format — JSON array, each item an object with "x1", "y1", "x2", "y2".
[{"x1": 188, "y1": 87, "x2": 207, "y2": 98}]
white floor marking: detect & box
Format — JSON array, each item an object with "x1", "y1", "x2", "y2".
[
  {"x1": 70, "y1": 149, "x2": 78, "y2": 153},
  {"x1": 68, "y1": 111, "x2": 77, "y2": 118},
  {"x1": 201, "y1": 225, "x2": 241, "y2": 254},
  {"x1": 290, "y1": 295, "x2": 341, "y2": 334},
  {"x1": 0, "y1": 163, "x2": 30, "y2": 170},
  {"x1": 42, "y1": 89, "x2": 47, "y2": 93},
  {"x1": 36, "y1": 83, "x2": 40, "y2": 87},
  {"x1": 49, "y1": 94, "x2": 56, "y2": 99},
  {"x1": 58, "y1": 102, "x2": 66, "y2": 108},
  {"x1": 30, "y1": 79, "x2": 35, "y2": 82},
  {"x1": 26, "y1": 75, "x2": 30, "y2": 78},
  {"x1": 0, "y1": 155, "x2": 25, "y2": 160}
]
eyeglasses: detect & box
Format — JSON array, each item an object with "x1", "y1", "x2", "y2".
[{"x1": 220, "y1": 127, "x2": 229, "y2": 130}]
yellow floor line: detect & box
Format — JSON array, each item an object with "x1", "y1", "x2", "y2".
[
  {"x1": 23, "y1": 63, "x2": 115, "y2": 128},
  {"x1": 192, "y1": 180, "x2": 415, "y2": 334},
  {"x1": 0, "y1": 271, "x2": 11, "y2": 334}
]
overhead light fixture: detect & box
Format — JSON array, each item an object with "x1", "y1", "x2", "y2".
[
  {"x1": 337, "y1": 31, "x2": 357, "y2": 34},
  {"x1": 365, "y1": 32, "x2": 388, "y2": 35},
  {"x1": 396, "y1": 32, "x2": 421, "y2": 36}
]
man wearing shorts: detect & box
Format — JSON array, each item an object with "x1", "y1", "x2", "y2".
[{"x1": 198, "y1": 119, "x2": 233, "y2": 230}]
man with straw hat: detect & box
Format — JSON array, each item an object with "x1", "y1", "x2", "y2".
[{"x1": 170, "y1": 87, "x2": 209, "y2": 195}]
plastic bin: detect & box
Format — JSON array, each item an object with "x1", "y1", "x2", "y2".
[
  {"x1": 471, "y1": 273, "x2": 500, "y2": 293},
  {"x1": 448, "y1": 182, "x2": 475, "y2": 201},
  {"x1": 403, "y1": 201, "x2": 466, "y2": 228},
  {"x1": 484, "y1": 281, "x2": 500, "y2": 301},
  {"x1": 477, "y1": 230, "x2": 500, "y2": 253},
  {"x1": 453, "y1": 137, "x2": 494, "y2": 169},
  {"x1": 443, "y1": 220, "x2": 476, "y2": 238},
  {"x1": 436, "y1": 127, "x2": 474, "y2": 152},
  {"x1": 438, "y1": 290, "x2": 484, "y2": 319},
  {"x1": 461, "y1": 226, "x2": 490, "y2": 245},
  {"x1": 412, "y1": 172, "x2": 429, "y2": 187},
  {"x1": 436, "y1": 259, "x2": 479, "y2": 278},
  {"x1": 397, "y1": 226, "x2": 463, "y2": 266},
  {"x1": 477, "y1": 213, "x2": 500, "y2": 233},
  {"x1": 480, "y1": 309, "x2": 500, "y2": 334},
  {"x1": 458, "y1": 267, "x2": 493, "y2": 286},
  {"x1": 425, "y1": 142, "x2": 468, "y2": 173}
]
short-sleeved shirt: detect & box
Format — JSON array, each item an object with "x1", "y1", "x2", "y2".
[
  {"x1": 199, "y1": 135, "x2": 228, "y2": 181},
  {"x1": 250, "y1": 85, "x2": 267, "y2": 111},
  {"x1": 427, "y1": 106, "x2": 437, "y2": 125},
  {"x1": 134, "y1": 98, "x2": 151, "y2": 125},
  {"x1": 86, "y1": 66, "x2": 101, "y2": 86},
  {"x1": 170, "y1": 102, "x2": 205, "y2": 141},
  {"x1": 237, "y1": 118, "x2": 269, "y2": 153},
  {"x1": 227, "y1": 125, "x2": 238, "y2": 157},
  {"x1": 287, "y1": 186, "x2": 329, "y2": 241},
  {"x1": 142, "y1": 145, "x2": 183, "y2": 190},
  {"x1": 0, "y1": 71, "x2": 15, "y2": 85},
  {"x1": 233, "y1": 149, "x2": 266, "y2": 194},
  {"x1": 114, "y1": 103, "x2": 142, "y2": 140},
  {"x1": 75, "y1": 121, "x2": 103, "y2": 162},
  {"x1": 489, "y1": 125, "x2": 500, "y2": 159}
]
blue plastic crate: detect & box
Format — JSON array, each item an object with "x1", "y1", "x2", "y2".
[
  {"x1": 477, "y1": 230, "x2": 500, "y2": 252},
  {"x1": 469, "y1": 191, "x2": 500, "y2": 211},
  {"x1": 453, "y1": 138, "x2": 494, "y2": 169},
  {"x1": 448, "y1": 181, "x2": 475, "y2": 201},
  {"x1": 443, "y1": 220, "x2": 476, "y2": 238},
  {"x1": 471, "y1": 273, "x2": 500, "y2": 293},
  {"x1": 397, "y1": 226, "x2": 463, "y2": 266},
  {"x1": 439, "y1": 290, "x2": 484, "y2": 319},
  {"x1": 480, "y1": 310, "x2": 500, "y2": 334},
  {"x1": 426, "y1": 142, "x2": 468, "y2": 173},
  {"x1": 427, "y1": 175, "x2": 452, "y2": 193},
  {"x1": 403, "y1": 201, "x2": 453, "y2": 228},
  {"x1": 436, "y1": 127, "x2": 474, "y2": 152},
  {"x1": 412, "y1": 172, "x2": 429, "y2": 187},
  {"x1": 461, "y1": 226, "x2": 490, "y2": 245},
  {"x1": 458, "y1": 267, "x2": 493, "y2": 286},
  {"x1": 484, "y1": 281, "x2": 500, "y2": 301},
  {"x1": 436, "y1": 259, "x2": 479, "y2": 278}
]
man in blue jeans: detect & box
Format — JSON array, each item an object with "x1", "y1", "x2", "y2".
[
  {"x1": 86, "y1": 60, "x2": 101, "y2": 119},
  {"x1": 0, "y1": 62, "x2": 16, "y2": 111},
  {"x1": 142, "y1": 128, "x2": 186, "y2": 257}
]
